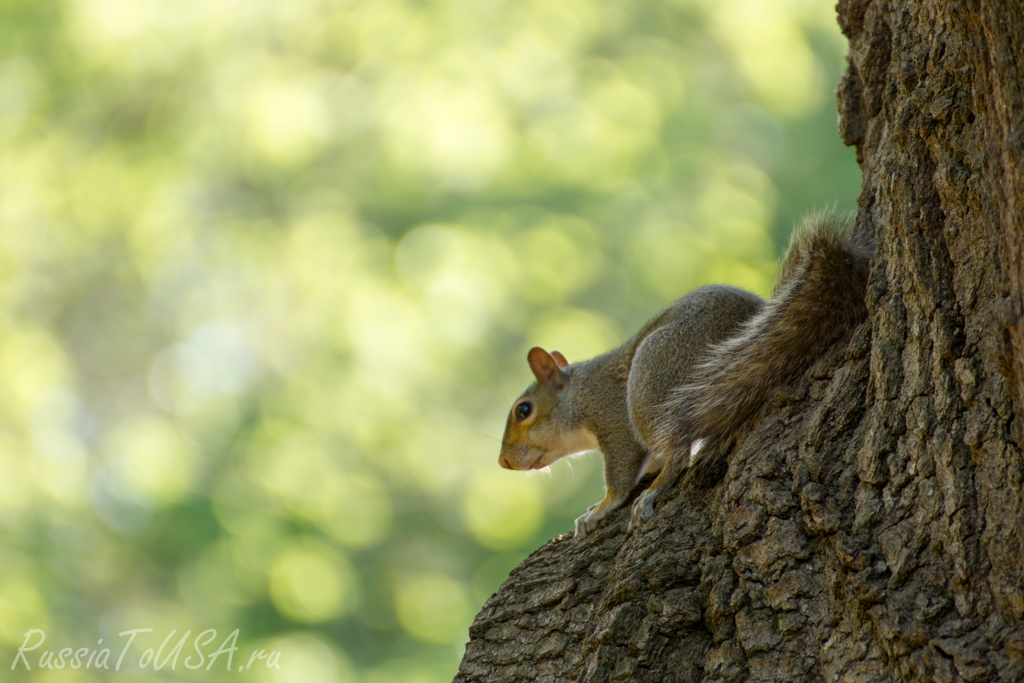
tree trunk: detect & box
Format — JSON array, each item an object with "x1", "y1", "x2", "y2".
[{"x1": 454, "y1": 1, "x2": 1024, "y2": 681}]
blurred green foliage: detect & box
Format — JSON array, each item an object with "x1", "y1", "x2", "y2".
[{"x1": 0, "y1": 0, "x2": 858, "y2": 681}]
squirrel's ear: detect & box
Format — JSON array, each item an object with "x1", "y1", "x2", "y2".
[
  {"x1": 527, "y1": 346, "x2": 566, "y2": 390},
  {"x1": 550, "y1": 350, "x2": 570, "y2": 368}
]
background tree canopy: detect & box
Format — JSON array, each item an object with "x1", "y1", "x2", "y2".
[{"x1": 0, "y1": 0, "x2": 858, "y2": 681}]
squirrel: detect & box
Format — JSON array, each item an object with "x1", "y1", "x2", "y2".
[{"x1": 498, "y1": 212, "x2": 875, "y2": 539}]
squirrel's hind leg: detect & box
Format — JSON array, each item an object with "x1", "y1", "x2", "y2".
[
  {"x1": 627, "y1": 442, "x2": 692, "y2": 532},
  {"x1": 628, "y1": 436, "x2": 735, "y2": 531}
]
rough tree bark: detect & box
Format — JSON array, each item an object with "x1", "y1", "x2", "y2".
[{"x1": 455, "y1": 1, "x2": 1024, "y2": 681}]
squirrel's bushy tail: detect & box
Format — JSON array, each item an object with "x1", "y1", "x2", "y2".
[{"x1": 663, "y1": 212, "x2": 874, "y2": 479}]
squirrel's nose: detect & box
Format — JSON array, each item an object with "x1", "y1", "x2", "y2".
[{"x1": 498, "y1": 455, "x2": 512, "y2": 469}]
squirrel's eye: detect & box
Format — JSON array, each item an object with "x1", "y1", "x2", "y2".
[{"x1": 516, "y1": 403, "x2": 532, "y2": 421}]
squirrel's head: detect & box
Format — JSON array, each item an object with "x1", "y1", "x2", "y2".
[{"x1": 499, "y1": 347, "x2": 597, "y2": 471}]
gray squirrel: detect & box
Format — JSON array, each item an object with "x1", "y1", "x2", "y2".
[{"x1": 498, "y1": 212, "x2": 875, "y2": 539}]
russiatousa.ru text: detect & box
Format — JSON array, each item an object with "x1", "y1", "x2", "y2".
[{"x1": 11, "y1": 628, "x2": 282, "y2": 672}]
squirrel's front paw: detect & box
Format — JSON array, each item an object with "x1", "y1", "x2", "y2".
[
  {"x1": 574, "y1": 510, "x2": 601, "y2": 540},
  {"x1": 628, "y1": 490, "x2": 657, "y2": 532}
]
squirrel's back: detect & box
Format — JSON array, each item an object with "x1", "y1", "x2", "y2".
[{"x1": 626, "y1": 286, "x2": 763, "y2": 447}]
